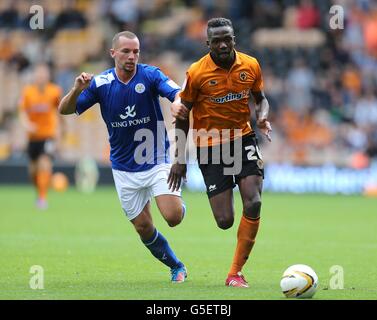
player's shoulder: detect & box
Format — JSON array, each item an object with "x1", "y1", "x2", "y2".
[
  {"x1": 21, "y1": 84, "x2": 34, "y2": 94},
  {"x1": 137, "y1": 63, "x2": 166, "y2": 79},
  {"x1": 186, "y1": 54, "x2": 211, "y2": 76},
  {"x1": 138, "y1": 63, "x2": 160, "y2": 73},
  {"x1": 93, "y1": 68, "x2": 115, "y2": 88},
  {"x1": 237, "y1": 51, "x2": 261, "y2": 67},
  {"x1": 47, "y1": 82, "x2": 62, "y2": 94}
]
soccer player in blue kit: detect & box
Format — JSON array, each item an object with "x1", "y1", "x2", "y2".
[{"x1": 58, "y1": 31, "x2": 187, "y2": 283}]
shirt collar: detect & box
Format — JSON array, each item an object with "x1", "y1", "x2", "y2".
[{"x1": 207, "y1": 50, "x2": 241, "y2": 71}]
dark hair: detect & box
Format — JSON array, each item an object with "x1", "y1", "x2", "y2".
[
  {"x1": 112, "y1": 31, "x2": 138, "y2": 48},
  {"x1": 207, "y1": 17, "x2": 233, "y2": 37}
]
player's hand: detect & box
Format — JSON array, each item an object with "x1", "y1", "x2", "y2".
[
  {"x1": 73, "y1": 72, "x2": 94, "y2": 92},
  {"x1": 171, "y1": 99, "x2": 189, "y2": 121},
  {"x1": 257, "y1": 118, "x2": 272, "y2": 142},
  {"x1": 168, "y1": 163, "x2": 187, "y2": 192},
  {"x1": 25, "y1": 122, "x2": 37, "y2": 133}
]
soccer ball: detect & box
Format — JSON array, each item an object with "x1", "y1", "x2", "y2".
[
  {"x1": 51, "y1": 172, "x2": 69, "y2": 192},
  {"x1": 280, "y1": 264, "x2": 318, "y2": 298}
]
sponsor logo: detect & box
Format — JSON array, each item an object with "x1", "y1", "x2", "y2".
[
  {"x1": 135, "y1": 83, "x2": 145, "y2": 93},
  {"x1": 95, "y1": 72, "x2": 115, "y2": 87},
  {"x1": 120, "y1": 105, "x2": 136, "y2": 119},
  {"x1": 209, "y1": 90, "x2": 249, "y2": 104},
  {"x1": 208, "y1": 184, "x2": 217, "y2": 192}
]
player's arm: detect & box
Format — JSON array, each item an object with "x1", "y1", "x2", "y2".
[
  {"x1": 58, "y1": 72, "x2": 93, "y2": 115},
  {"x1": 18, "y1": 90, "x2": 36, "y2": 133},
  {"x1": 168, "y1": 99, "x2": 193, "y2": 191},
  {"x1": 171, "y1": 92, "x2": 189, "y2": 121},
  {"x1": 251, "y1": 90, "x2": 272, "y2": 142},
  {"x1": 19, "y1": 109, "x2": 36, "y2": 133}
]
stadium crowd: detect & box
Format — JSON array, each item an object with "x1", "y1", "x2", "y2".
[{"x1": 0, "y1": 0, "x2": 376, "y2": 168}]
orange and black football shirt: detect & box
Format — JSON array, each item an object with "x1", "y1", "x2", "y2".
[
  {"x1": 180, "y1": 50, "x2": 264, "y2": 146},
  {"x1": 19, "y1": 83, "x2": 62, "y2": 141}
]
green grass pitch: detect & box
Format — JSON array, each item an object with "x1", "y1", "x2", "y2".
[{"x1": 0, "y1": 185, "x2": 376, "y2": 300}]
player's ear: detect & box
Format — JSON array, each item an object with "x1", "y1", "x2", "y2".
[{"x1": 109, "y1": 48, "x2": 115, "y2": 59}]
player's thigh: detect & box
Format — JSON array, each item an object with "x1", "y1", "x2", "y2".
[
  {"x1": 207, "y1": 188, "x2": 235, "y2": 229},
  {"x1": 112, "y1": 169, "x2": 152, "y2": 222},
  {"x1": 237, "y1": 175, "x2": 263, "y2": 219},
  {"x1": 130, "y1": 201, "x2": 155, "y2": 239},
  {"x1": 155, "y1": 194, "x2": 183, "y2": 227},
  {"x1": 199, "y1": 163, "x2": 235, "y2": 198},
  {"x1": 37, "y1": 153, "x2": 52, "y2": 171},
  {"x1": 198, "y1": 163, "x2": 236, "y2": 228},
  {"x1": 27, "y1": 140, "x2": 44, "y2": 162},
  {"x1": 149, "y1": 164, "x2": 183, "y2": 226}
]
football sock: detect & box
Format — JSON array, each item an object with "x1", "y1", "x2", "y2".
[
  {"x1": 36, "y1": 170, "x2": 51, "y2": 200},
  {"x1": 228, "y1": 214, "x2": 260, "y2": 276},
  {"x1": 142, "y1": 228, "x2": 184, "y2": 269}
]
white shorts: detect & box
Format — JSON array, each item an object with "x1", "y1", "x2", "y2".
[{"x1": 112, "y1": 163, "x2": 181, "y2": 221}]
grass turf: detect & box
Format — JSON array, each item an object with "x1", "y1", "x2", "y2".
[{"x1": 0, "y1": 185, "x2": 376, "y2": 300}]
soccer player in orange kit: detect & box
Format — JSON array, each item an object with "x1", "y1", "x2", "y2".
[
  {"x1": 19, "y1": 63, "x2": 62, "y2": 209},
  {"x1": 168, "y1": 17, "x2": 272, "y2": 287}
]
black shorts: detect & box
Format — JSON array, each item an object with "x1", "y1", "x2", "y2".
[
  {"x1": 198, "y1": 133, "x2": 264, "y2": 198},
  {"x1": 27, "y1": 139, "x2": 55, "y2": 161}
]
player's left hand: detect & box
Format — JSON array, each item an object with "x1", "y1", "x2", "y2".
[
  {"x1": 168, "y1": 163, "x2": 187, "y2": 192},
  {"x1": 257, "y1": 118, "x2": 272, "y2": 142},
  {"x1": 171, "y1": 99, "x2": 189, "y2": 121}
]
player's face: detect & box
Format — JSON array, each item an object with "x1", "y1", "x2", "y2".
[
  {"x1": 111, "y1": 36, "x2": 140, "y2": 73},
  {"x1": 207, "y1": 26, "x2": 235, "y2": 63},
  {"x1": 34, "y1": 65, "x2": 50, "y2": 86}
]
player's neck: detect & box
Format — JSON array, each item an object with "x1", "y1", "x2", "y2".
[
  {"x1": 210, "y1": 51, "x2": 235, "y2": 70},
  {"x1": 115, "y1": 66, "x2": 137, "y2": 84},
  {"x1": 36, "y1": 83, "x2": 47, "y2": 92}
]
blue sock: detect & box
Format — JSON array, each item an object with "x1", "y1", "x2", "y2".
[{"x1": 142, "y1": 229, "x2": 183, "y2": 269}]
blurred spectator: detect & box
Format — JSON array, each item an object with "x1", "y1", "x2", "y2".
[
  {"x1": 296, "y1": 0, "x2": 320, "y2": 29},
  {"x1": 109, "y1": 0, "x2": 139, "y2": 31},
  {"x1": 52, "y1": 0, "x2": 87, "y2": 33},
  {"x1": 363, "y1": 4, "x2": 377, "y2": 57},
  {"x1": 353, "y1": 88, "x2": 377, "y2": 127},
  {"x1": 0, "y1": 2, "x2": 20, "y2": 29},
  {"x1": 286, "y1": 58, "x2": 315, "y2": 113}
]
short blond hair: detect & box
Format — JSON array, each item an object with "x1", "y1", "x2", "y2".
[{"x1": 112, "y1": 31, "x2": 138, "y2": 48}]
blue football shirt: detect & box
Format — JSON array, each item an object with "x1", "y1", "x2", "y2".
[{"x1": 76, "y1": 64, "x2": 180, "y2": 172}]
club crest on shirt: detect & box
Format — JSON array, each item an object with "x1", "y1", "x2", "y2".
[
  {"x1": 135, "y1": 83, "x2": 145, "y2": 94},
  {"x1": 239, "y1": 72, "x2": 247, "y2": 81}
]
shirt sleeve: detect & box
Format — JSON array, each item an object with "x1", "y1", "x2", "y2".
[
  {"x1": 179, "y1": 70, "x2": 198, "y2": 103},
  {"x1": 18, "y1": 87, "x2": 28, "y2": 111},
  {"x1": 76, "y1": 79, "x2": 99, "y2": 115},
  {"x1": 153, "y1": 68, "x2": 180, "y2": 102},
  {"x1": 251, "y1": 59, "x2": 264, "y2": 92},
  {"x1": 54, "y1": 86, "x2": 62, "y2": 109}
]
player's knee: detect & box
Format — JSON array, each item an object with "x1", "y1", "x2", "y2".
[
  {"x1": 134, "y1": 221, "x2": 154, "y2": 238},
  {"x1": 167, "y1": 217, "x2": 181, "y2": 228},
  {"x1": 216, "y1": 216, "x2": 234, "y2": 230},
  {"x1": 37, "y1": 155, "x2": 52, "y2": 171},
  {"x1": 244, "y1": 199, "x2": 262, "y2": 219},
  {"x1": 166, "y1": 209, "x2": 183, "y2": 227}
]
